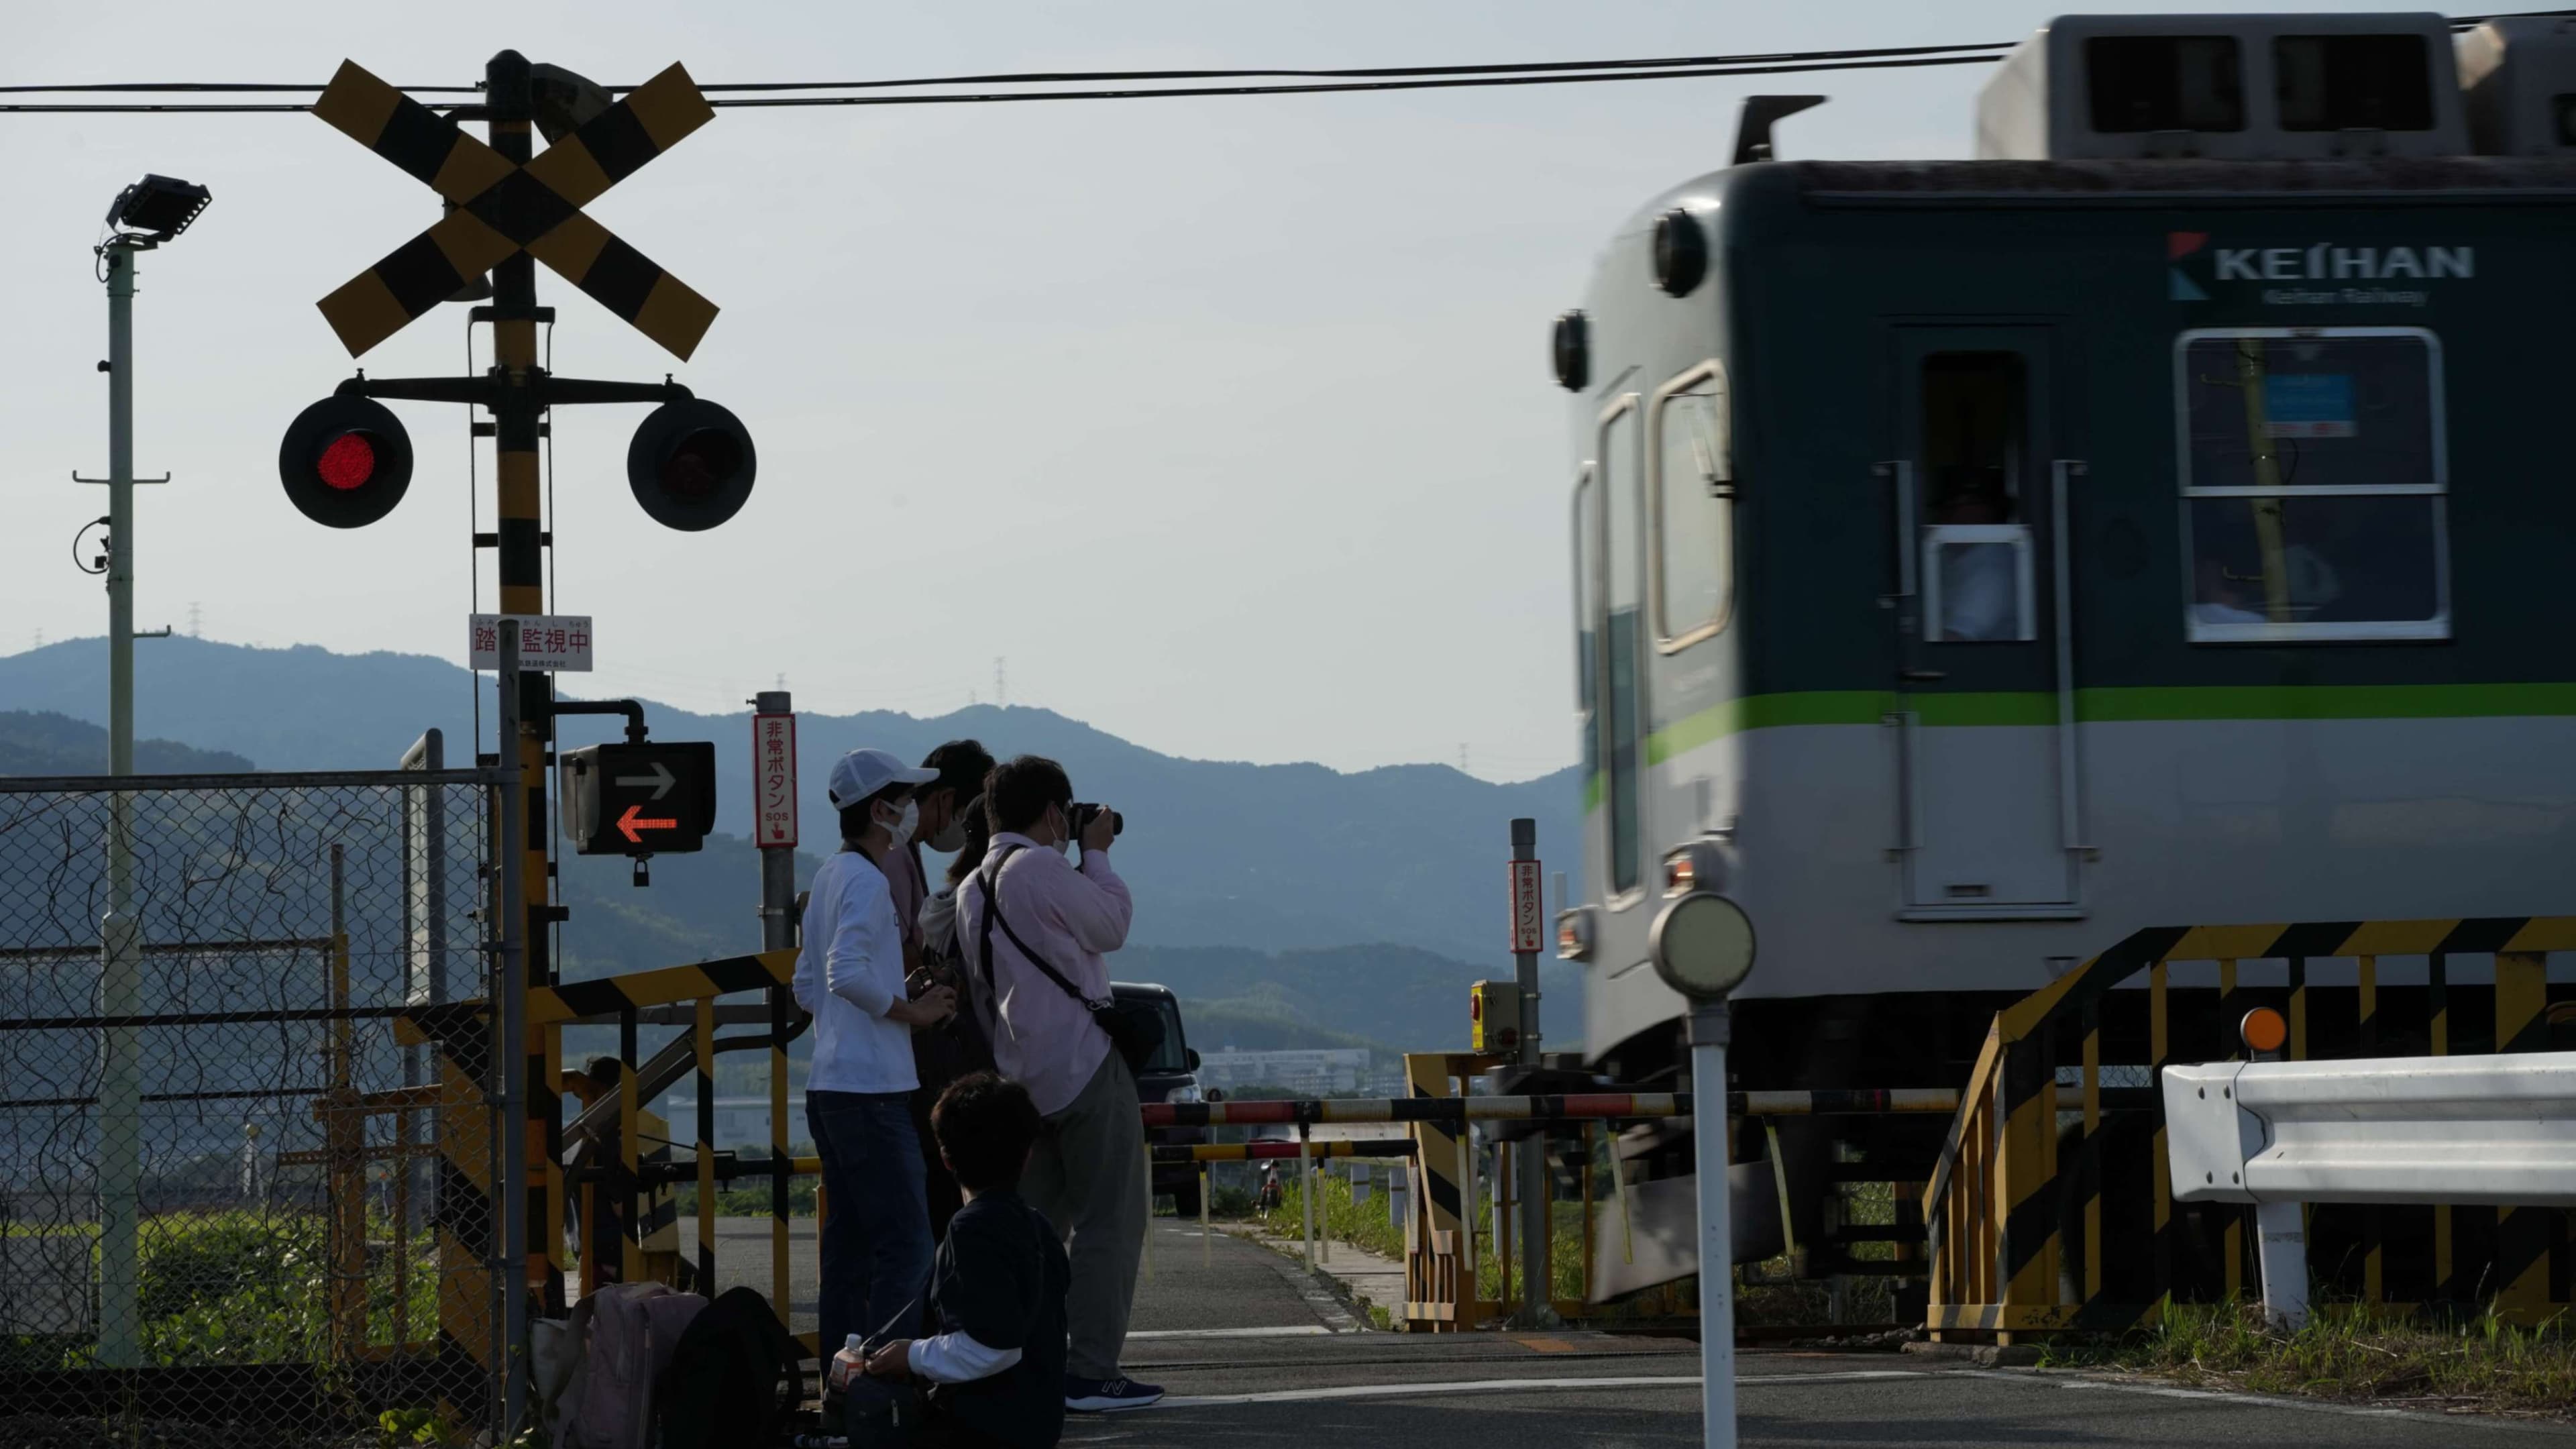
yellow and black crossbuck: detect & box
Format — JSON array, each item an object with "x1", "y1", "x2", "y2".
[{"x1": 311, "y1": 59, "x2": 720, "y2": 359}]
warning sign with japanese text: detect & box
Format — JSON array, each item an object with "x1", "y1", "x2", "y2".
[
  {"x1": 754, "y1": 711, "x2": 797, "y2": 849},
  {"x1": 470, "y1": 614, "x2": 593, "y2": 672},
  {"x1": 1509, "y1": 859, "x2": 1546, "y2": 955}
]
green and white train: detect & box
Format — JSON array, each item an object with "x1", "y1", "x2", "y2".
[{"x1": 1554, "y1": 14, "x2": 2576, "y2": 1114}]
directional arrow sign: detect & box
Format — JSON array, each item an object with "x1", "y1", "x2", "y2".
[
  {"x1": 616, "y1": 761, "x2": 677, "y2": 800},
  {"x1": 616, "y1": 804, "x2": 680, "y2": 844},
  {"x1": 559, "y1": 741, "x2": 716, "y2": 858}
]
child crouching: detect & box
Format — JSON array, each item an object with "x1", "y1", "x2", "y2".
[{"x1": 863, "y1": 1072, "x2": 1070, "y2": 1449}]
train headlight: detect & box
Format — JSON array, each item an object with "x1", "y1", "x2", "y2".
[{"x1": 1555, "y1": 907, "x2": 1594, "y2": 961}]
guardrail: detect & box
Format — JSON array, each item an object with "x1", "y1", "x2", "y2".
[
  {"x1": 2166, "y1": 1046, "x2": 2576, "y2": 1329},
  {"x1": 1923, "y1": 914, "x2": 2575, "y2": 1341}
]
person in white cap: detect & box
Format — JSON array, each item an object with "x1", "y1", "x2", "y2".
[{"x1": 795, "y1": 747, "x2": 958, "y2": 1386}]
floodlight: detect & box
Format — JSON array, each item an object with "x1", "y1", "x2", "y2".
[{"x1": 104, "y1": 174, "x2": 211, "y2": 244}]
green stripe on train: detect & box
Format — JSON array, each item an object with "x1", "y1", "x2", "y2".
[{"x1": 1623, "y1": 682, "x2": 2576, "y2": 769}]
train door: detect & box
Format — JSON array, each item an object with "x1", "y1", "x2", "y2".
[{"x1": 1886, "y1": 327, "x2": 2082, "y2": 916}]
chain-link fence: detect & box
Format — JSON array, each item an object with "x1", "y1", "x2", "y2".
[{"x1": 0, "y1": 768, "x2": 507, "y2": 1448}]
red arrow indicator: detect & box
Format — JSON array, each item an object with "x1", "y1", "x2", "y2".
[{"x1": 617, "y1": 803, "x2": 679, "y2": 845}]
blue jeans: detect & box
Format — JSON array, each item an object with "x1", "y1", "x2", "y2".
[{"x1": 808, "y1": 1089, "x2": 931, "y2": 1366}]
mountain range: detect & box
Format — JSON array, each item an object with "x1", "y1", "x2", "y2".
[{"x1": 2, "y1": 637, "x2": 1586, "y2": 1053}]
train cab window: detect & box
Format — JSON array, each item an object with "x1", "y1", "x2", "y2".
[
  {"x1": 2275, "y1": 34, "x2": 2436, "y2": 132},
  {"x1": 2086, "y1": 36, "x2": 2245, "y2": 133},
  {"x1": 1651, "y1": 363, "x2": 1734, "y2": 648},
  {"x1": 2178, "y1": 328, "x2": 2448, "y2": 641},
  {"x1": 1921, "y1": 353, "x2": 2035, "y2": 643},
  {"x1": 1601, "y1": 396, "x2": 1646, "y2": 898}
]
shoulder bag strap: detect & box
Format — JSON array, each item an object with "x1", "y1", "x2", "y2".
[{"x1": 976, "y1": 847, "x2": 1097, "y2": 1007}]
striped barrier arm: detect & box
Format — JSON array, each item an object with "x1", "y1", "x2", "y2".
[
  {"x1": 1143, "y1": 1087, "x2": 1955, "y2": 1129},
  {"x1": 1152, "y1": 1139, "x2": 1415, "y2": 1165}
]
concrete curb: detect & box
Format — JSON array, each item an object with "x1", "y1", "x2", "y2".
[{"x1": 1901, "y1": 1340, "x2": 2043, "y2": 1367}]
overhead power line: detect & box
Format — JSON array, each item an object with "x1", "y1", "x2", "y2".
[{"x1": 2, "y1": 13, "x2": 2565, "y2": 115}]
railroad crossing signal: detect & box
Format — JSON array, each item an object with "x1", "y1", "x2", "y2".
[
  {"x1": 310, "y1": 59, "x2": 720, "y2": 359},
  {"x1": 560, "y1": 742, "x2": 717, "y2": 856},
  {"x1": 278, "y1": 394, "x2": 413, "y2": 527}
]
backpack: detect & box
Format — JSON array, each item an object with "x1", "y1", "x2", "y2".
[
  {"x1": 556, "y1": 1281, "x2": 706, "y2": 1449},
  {"x1": 659, "y1": 1286, "x2": 808, "y2": 1449}
]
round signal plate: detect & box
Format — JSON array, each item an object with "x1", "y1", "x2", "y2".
[{"x1": 1649, "y1": 892, "x2": 1756, "y2": 1000}]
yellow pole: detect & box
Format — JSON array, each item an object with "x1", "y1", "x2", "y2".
[{"x1": 2229, "y1": 339, "x2": 2293, "y2": 623}]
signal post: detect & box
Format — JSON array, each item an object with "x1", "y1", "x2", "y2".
[{"x1": 286, "y1": 45, "x2": 757, "y2": 1405}]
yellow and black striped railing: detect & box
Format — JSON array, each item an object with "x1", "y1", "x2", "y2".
[{"x1": 1925, "y1": 916, "x2": 2575, "y2": 1342}]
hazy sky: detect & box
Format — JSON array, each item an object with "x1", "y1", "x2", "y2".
[{"x1": 2, "y1": 1, "x2": 2439, "y2": 779}]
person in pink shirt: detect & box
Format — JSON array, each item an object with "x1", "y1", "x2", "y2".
[{"x1": 957, "y1": 755, "x2": 1159, "y2": 1413}]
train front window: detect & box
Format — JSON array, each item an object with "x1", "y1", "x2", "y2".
[
  {"x1": 2176, "y1": 328, "x2": 2449, "y2": 641},
  {"x1": 1921, "y1": 353, "x2": 2035, "y2": 643},
  {"x1": 1652, "y1": 363, "x2": 1734, "y2": 648},
  {"x1": 1601, "y1": 396, "x2": 1645, "y2": 898}
]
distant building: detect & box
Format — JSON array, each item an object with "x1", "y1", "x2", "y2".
[
  {"x1": 654, "y1": 1093, "x2": 806, "y2": 1149},
  {"x1": 1197, "y1": 1048, "x2": 1372, "y2": 1097}
]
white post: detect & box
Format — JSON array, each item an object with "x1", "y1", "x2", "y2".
[
  {"x1": 1140, "y1": 1143, "x2": 1155, "y2": 1282},
  {"x1": 1690, "y1": 1000, "x2": 1737, "y2": 1449},
  {"x1": 2254, "y1": 1201, "x2": 2307, "y2": 1331},
  {"x1": 1199, "y1": 1166, "x2": 1211, "y2": 1269},
  {"x1": 1299, "y1": 1128, "x2": 1316, "y2": 1271}
]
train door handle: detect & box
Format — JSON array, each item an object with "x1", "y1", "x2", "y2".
[{"x1": 1900, "y1": 669, "x2": 1947, "y2": 682}]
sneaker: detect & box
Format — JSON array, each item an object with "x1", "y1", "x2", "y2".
[{"x1": 1065, "y1": 1375, "x2": 1164, "y2": 1412}]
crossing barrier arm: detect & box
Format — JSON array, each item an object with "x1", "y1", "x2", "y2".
[{"x1": 2165, "y1": 1049, "x2": 2576, "y2": 1328}]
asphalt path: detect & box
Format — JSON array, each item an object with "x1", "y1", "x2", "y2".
[{"x1": 702, "y1": 1216, "x2": 2576, "y2": 1447}]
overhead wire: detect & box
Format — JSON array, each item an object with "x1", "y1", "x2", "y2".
[{"x1": 9, "y1": 10, "x2": 2571, "y2": 105}]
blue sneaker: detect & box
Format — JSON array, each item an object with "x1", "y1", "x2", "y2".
[{"x1": 1065, "y1": 1375, "x2": 1164, "y2": 1412}]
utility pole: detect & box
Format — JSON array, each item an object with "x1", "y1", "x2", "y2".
[{"x1": 94, "y1": 233, "x2": 144, "y2": 1371}]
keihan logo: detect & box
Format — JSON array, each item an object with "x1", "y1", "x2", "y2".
[{"x1": 2168, "y1": 231, "x2": 2473, "y2": 303}]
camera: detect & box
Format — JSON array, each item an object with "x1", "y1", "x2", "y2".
[{"x1": 1067, "y1": 802, "x2": 1124, "y2": 839}]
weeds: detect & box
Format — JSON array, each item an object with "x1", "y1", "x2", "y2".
[{"x1": 2044, "y1": 1298, "x2": 2576, "y2": 1419}]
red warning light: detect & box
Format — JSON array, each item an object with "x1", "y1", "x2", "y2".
[{"x1": 317, "y1": 433, "x2": 377, "y2": 492}]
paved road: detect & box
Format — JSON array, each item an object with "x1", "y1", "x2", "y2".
[{"x1": 703, "y1": 1216, "x2": 2574, "y2": 1447}]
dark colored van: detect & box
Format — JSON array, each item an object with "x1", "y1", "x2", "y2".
[{"x1": 1111, "y1": 981, "x2": 1209, "y2": 1217}]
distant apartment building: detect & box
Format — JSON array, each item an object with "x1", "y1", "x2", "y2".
[
  {"x1": 654, "y1": 1093, "x2": 806, "y2": 1149},
  {"x1": 1196, "y1": 1048, "x2": 1374, "y2": 1097}
]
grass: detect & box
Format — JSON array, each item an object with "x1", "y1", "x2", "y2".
[
  {"x1": 4, "y1": 1209, "x2": 444, "y2": 1373},
  {"x1": 2041, "y1": 1298, "x2": 2576, "y2": 1421}
]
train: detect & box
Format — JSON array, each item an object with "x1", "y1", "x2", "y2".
[{"x1": 1551, "y1": 12, "x2": 2576, "y2": 1273}]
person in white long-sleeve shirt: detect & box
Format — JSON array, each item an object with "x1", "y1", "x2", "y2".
[
  {"x1": 794, "y1": 748, "x2": 957, "y2": 1387},
  {"x1": 864, "y1": 1072, "x2": 1068, "y2": 1449}
]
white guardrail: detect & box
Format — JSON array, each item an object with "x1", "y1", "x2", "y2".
[{"x1": 2164, "y1": 1049, "x2": 2576, "y2": 1328}]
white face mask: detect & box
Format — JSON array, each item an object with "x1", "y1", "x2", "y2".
[
  {"x1": 928, "y1": 816, "x2": 967, "y2": 853},
  {"x1": 880, "y1": 798, "x2": 918, "y2": 849}
]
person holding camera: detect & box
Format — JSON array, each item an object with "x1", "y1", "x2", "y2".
[
  {"x1": 795, "y1": 748, "x2": 959, "y2": 1375},
  {"x1": 957, "y1": 755, "x2": 1158, "y2": 1413}
]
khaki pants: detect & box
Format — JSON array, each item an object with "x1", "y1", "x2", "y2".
[{"x1": 1022, "y1": 1051, "x2": 1144, "y2": 1381}]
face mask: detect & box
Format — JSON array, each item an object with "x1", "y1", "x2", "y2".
[
  {"x1": 928, "y1": 816, "x2": 967, "y2": 853},
  {"x1": 881, "y1": 798, "x2": 918, "y2": 849}
]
